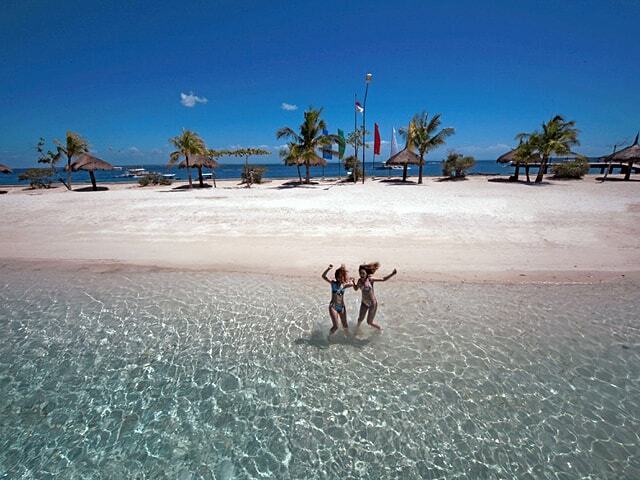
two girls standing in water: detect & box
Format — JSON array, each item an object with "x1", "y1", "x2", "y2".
[{"x1": 321, "y1": 262, "x2": 397, "y2": 336}]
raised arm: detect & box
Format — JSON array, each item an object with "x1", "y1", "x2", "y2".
[
  {"x1": 372, "y1": 268, "x2": 397, "y2": 282},
  {"x1": 321, "y1": 264, "x2": 333, "y2": 283}
]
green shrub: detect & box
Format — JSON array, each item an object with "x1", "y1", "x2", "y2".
[
  {"x1": 343, "y1": 155, "x2": 362, "y2": 181},
  {"x1": 443, "y1": 152, "x2": 476, "y2": 178},
  {"x1": 241, "y1": 166, "x2": 267, "y2": 185},
  {"x1": 18, "y1": 168, "x2": 54, "y2": 188},
  {"x1": 138, "y1": 173, "x2": 172, "y2": 187},
  {"x1": 552, "y1": 158, "x2": 589, "y2": 179}
]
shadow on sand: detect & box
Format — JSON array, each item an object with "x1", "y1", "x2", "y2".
[
  {"x1": 436, "y1": 176, "x2": 469, "y2": 182},
  {"x1": 274, "y1": 180, "x2": 320, "y2": 190},
  {"x1": 487, "y1": 177, "x2": 553, "y2": 186},
  {"x1": 379, "y1": 178, "x2": 419, "y2": 185},
  {"x1": 171, "y1": 183, "x2": 213, "y2": 191},
  {"x1": 595, "y1": 176, "x2": 640, "y2": 182},
  {"x1": 73, "y1": 186, "x2": 109, "y2": 192}
]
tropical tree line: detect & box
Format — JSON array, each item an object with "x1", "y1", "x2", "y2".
[{"x1": 9, "y1": 112, "x2": 636, "y2": 190}]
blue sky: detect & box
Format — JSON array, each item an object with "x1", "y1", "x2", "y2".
[{"x1": 1, "y1": 0, "x2": 639, "y2": 166}]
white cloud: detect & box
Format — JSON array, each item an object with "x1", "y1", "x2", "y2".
[
  {"x1": 180, "y1": 92, "x2": 208, "y2": 107},
  {"x1": 281, "y1": 102, "x2": 298, "y2": 111}
]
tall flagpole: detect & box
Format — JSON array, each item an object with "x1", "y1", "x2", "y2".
[
  {"x1": 353, "y1": 93, "x2": 358, "y2": 183},
  {"x1": 361, "y1": 73, "x2": 372, "y2": 184}
]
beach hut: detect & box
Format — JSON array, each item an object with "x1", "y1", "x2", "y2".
[
  {"x1": 178, "y1": 154, "x2": 219, "y2": 187},
  {"x1": 67, "y1": 153, "x2": 114, "y2": 191},
  {"x1": 385, "y1": 148, "x2": 421, "y2": 182},
  {"x1": 0, "y1": 163, "x2": 12, "y2": 174},
  {"x1": 496, "y1": 148, "x2": 521, "y2": 180},
  {"x1": 497, "y1": 147, "x2": 546, "y2": 182},
  {"x1": 605, "y1": 133, "x2": 640, "y2": 181}
]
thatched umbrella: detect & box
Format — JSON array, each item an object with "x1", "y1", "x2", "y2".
[
  {"x1": 385, "y1": 148, "x2": 421, "y2": 181},
  {"x1": 497, "y1": 148, "x2": 520, "y2": 180},
  {"x1": 178, "y1": 154, "x2": 219, "y2": 187},
  {"x1": 0, "y1": 163, "x2": 12, "y2": 174},
  {"x1": 497, "y1": 147, "x2": 541, "y2": 181},
  {"x1": 605, "y1": 133, "x2": 640, "y2": 180},
  {"x1": 68, "y1": 153, "x2": 114, "y2": 190}
]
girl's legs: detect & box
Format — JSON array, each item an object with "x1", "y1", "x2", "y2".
[
  {"x1": 357, "y1": 303, "x2": 369, "y2": 325},
  {"x1": 339, "y1": 309, "x2": 349, "y2": 334},
  {"x1": 328, "y1": 306, "x2": 339, "y2": 335},
  {"x1": 366, "y1": 302, "x2": 382, "y2": 330}
]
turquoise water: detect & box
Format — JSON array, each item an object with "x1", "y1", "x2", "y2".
[{"x1": 1, "y1": 267, "x2": 639, "y2": 479}]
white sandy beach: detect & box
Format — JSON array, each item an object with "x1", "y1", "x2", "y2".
[{"x1": 1, "y1": 176, "x2": 639, "y2": 283}]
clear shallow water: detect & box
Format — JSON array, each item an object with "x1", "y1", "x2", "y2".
[{"x1": 1, "y1": 268, "x2": 639, "y2": 479}]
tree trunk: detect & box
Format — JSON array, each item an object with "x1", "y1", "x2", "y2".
[
  {"x1": 513, "y1": 164, "x2": 520, "y2": 181},
  {"x1": 186, "y1": 154, "x2": 193, "y2": 188},
  {"x1": 197, "y1": 166, "x2": 204, "y2": 187},
  {"x1": 305, "y1": 162, "x2": 310, "y2": 184},
  {"x1": 89, "y1": 170, "x2": 97, "y2": 190},
  {"x1": 624, "y1": 161, "x2": 633, "y2": 180},
  {"x1": 535, "y1": 156, "x2": 547, "y2": 183},
  {"x1": 244, "y1": 156, "x2": 251, "y2": 188},
  {"x1": 402, "y1": 164, "x2": 408, "y2": 182},
  {"x1": 296, "y1": 164, "x2": 302, "y2": 183},
  {"x1": 525, "y1": 165, "x2": 531, "y2": 183},
  {"x1": 418, "y1": 154, "x2": 424, "y2": 184},
  {"x1": 66, "y1": 155, "x2": 72, "y2": 190}
]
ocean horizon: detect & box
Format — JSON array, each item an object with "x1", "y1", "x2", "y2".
[{"x1": 0, "y1": 159, "x2": 607, "y2": 186}]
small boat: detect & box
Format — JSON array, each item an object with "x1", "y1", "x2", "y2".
[
  {"x1": 161, "y1": 173, "x2": 176, "y2": 179},
  {"x1": 381, "y1": 162, "x2": 410, "y2": 170},
  {"x1": 123, "y1": 168, "x2": 149, "y2": 178}
]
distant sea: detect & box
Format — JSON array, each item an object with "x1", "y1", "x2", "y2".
[
  {"x1": 1, "y1": 158, "x2": 613, "y2": 186},
  {"x1": 1, "y1": 160, "x2": 516, "y2": 186}
]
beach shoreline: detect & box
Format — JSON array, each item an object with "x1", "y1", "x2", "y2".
[{"x1": 1, "y1": 175, "x2": 639, "y2": 285}]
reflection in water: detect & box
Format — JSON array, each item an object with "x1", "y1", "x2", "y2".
[{"x1": 1, "y1": 268, "x2": 639, "y2": 478}]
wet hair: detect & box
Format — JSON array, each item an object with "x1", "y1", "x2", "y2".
[
  {"x1": 334, "y1": 265, "x2": 348, "y2": 283},
  {"x1": 359, "y1": 262, "x2": 380, "y2": 276}
]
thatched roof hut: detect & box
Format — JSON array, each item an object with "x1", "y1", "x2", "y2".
[
  {"x1": 0, "y1": 163, "x2": 12, "y2": 174},
  {"x1": 385, "y1": 148, "x2": 421, "y2": 166},
  {"x1": 496, "y1": 149, "x2": 517, "y2": 164},
  {"x1": 68, "y1": 153, "x2": 114, "y2": 172},
  {"x1": 178, "y1": 154, "x2": 219, "y2": 169},
  {"x1": 385, "y1": 148, "x2": 421, "y2": 182},
  {"x1": 67, "y1": 153, "x2": 113, "y2": 190},
  {"x1": 607, "y1": 133, "x2": 640, "y2": 162},
  {"x1": 605, "y1": 133, "x2": 640, "y2": 180}
]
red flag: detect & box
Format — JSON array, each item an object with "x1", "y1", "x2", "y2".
[{"x1": 374, "y1": 123, "x2": 381, "y2": 155}]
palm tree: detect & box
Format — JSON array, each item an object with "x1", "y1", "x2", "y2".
[
  {"x1": 54, "y1": 132, "x2": 88, "y2": 190},
  {"x1": 280, "y1": 143, "x2": 304, "y2": 183},
  {"x1": 168, "y1": 129, "x2": 206, "y2": 188},
  {"x1": 276, "y1": 108, "x2": 333, "y2": 184},
  {"x1": 226, "y1": 148, "x2": 270, "y2": 187},
  {"x1": 519, "y1": 115, "x2": 579, "y2": 184},
  {"x1": 513, "y1": 135, "x2": 539, "y2": 183},
  {"x1": 399, "y1": 112, "x2": 454, "y2": 184}
]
